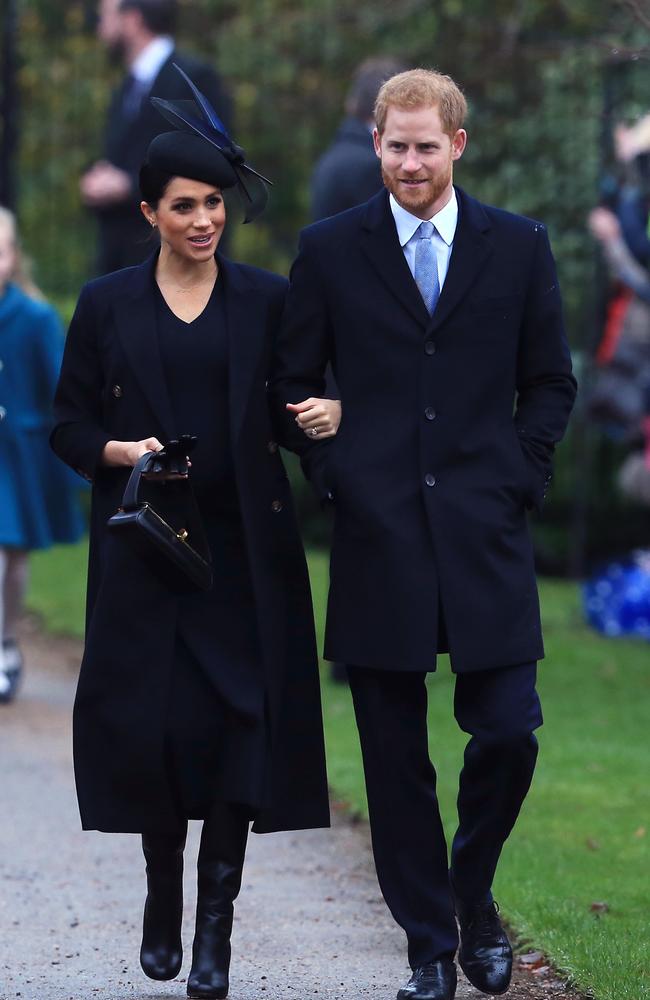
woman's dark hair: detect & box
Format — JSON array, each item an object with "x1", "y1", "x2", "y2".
[
  {"x1": 119, "y1": 0, "x2": 177, "y2": 35},
  {"x1": 139, "y1": 161, "x2": 176, "y2": 206}
]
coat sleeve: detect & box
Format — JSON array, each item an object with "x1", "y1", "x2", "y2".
[
  {"x1": 50, "y1": 286, "x2": 112, "y2": 482},
  {"x1": 268, "y1": 231, "x2": 336, "y2": 502},
  {"x1": 514, "y1": 224, "x2": 578, "y2": 512}
]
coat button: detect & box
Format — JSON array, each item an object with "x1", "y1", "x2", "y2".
[
  {"x1": 267, "y1": 440, "x2": 279, "y2": 454},
  {"x1": 0, "y1": 406, "x2": 6, "y2": 421},
  {"x1": 424, "y1": 406, "x2": 436, "y2": 421},
  {"x1": 424, "y1": 341, "x2": 436, "y2": 355},
  {"x1": 425, "y1": 473, "x2": 436, "y2": 487},
  {"x1": 0, "y1": 359, "x2": 4, "y2": 371},
  {"x1": 112, "y1": 384, "x2": 123, "y2": 398},
  {"x1": 271, "y1": 499, "x2": 283, "y2": 513}
]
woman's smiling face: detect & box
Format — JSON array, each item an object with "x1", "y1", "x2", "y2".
[{"x1": 143, "y1": 177, "x2": 226, "y2": 264}]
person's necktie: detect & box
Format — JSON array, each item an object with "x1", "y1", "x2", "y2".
[
  {"x1": 122, "y1": 73, "x2": 146, "y2": 119},
  {"x1": 414, "y1": 220, "x2": 440, "y2": 315}
]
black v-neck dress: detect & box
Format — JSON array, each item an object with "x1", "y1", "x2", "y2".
[{"x1": 153, "y1": 275, "x2": 267, "y2": 820}]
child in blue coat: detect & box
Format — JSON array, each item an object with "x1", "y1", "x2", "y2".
[{"x1": 0, "y1": 207, "x2": 84, "y2": 701}]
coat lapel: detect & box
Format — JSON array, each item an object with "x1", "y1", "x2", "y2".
[
  {"x1": 360, "y1": 190, "x2": 431, "y2": 330},
  {"x1": 112, "y1": 253, "x2": 177, "y2": 441},
  {"x1": 360, "y1": 187, "x2": 495, "y2": 334},
  {"x1": 219, "y1": 256, "x2": 269, "y2": 445},
  {"x1": 429, "y1": 187, "x2": 494, "y2": 332}
]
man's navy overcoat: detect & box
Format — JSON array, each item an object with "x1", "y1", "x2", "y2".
[
  {"x1": 51, "y1": 253, "x2": 329, "y2": 835},
  {"x1": 270, "y1": 187, "x2": 577, "y2": 673}
]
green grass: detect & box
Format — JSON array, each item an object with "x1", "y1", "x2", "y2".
[
  {"x1": 28, "y1": 540, "x2": 89, "y2": 637},
  {"x1": 27, "y1": 541, "x2": 650, "y2": 1000}
]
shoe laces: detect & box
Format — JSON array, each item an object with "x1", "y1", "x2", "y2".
[
  {"x1": 467, "y1": 900, "x2": 501, "y2": 936},
  {"x1": 416, "y1": 962, "x2": 444, "y2": 979}
]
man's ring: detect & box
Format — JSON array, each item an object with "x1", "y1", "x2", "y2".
[{"x1": 310, "y1": 427, "x2": 319, "y2": 437}]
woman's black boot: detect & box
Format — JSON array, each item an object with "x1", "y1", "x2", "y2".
[
  {"x1": 187, "y1": 805, "x2": 249, "y2": 999},
  {"x1": 140, "y1": 825, "x2": 187, "y2": 981}
]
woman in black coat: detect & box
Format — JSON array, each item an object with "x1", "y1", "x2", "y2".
[{"x1": 51, "y1": 84, "x2": 339, "y2": 1000}]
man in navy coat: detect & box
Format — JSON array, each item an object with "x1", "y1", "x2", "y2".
[
  {"x1": 270, "y1": 69, "x2": 577, "y2": 1000},
  {"x1": 81, "y1": 0, "x2": 230, "y2": 275}
]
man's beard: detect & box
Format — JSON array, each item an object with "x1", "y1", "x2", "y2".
[{"x1": 382, "y1": 159, "x2": 452, "y2": 216}]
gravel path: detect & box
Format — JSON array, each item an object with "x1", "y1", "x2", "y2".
[{"x1": 1, "y1": 622, "x2": 583, "y2": 1000}]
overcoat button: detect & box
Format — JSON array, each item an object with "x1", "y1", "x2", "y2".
[
  {"x1": 0, "y1": 406, "x2": 6, "y2": 421},
  {"x1": 267, "y1": 440, "x2": 278, "y2": 454},
  {"x1": 0, "y1": 359, "x2": 4, "y2": 371},
  {"x1": 424, "y1": 341, "x2": 436, "y2": 355},
  {"x1": 425, "y1": 473, "x2": 436, "y2": 487},
  {"x1": 271, "y1": 499, "x2": 283, "y2": 512},
  {"x1": 424, "y1": 406, "x2": 436, "y2": 421},
  {"x1": 112, "y1": 384, "x2": 123, "y2": 398}
]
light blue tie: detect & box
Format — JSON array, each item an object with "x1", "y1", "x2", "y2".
[{"x1": 414, "y1": 220, "x2": 440, "y2": 315}]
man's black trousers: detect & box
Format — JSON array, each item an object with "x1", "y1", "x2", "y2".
[{"x1": 347, "y1": 661, "x2": 542, "y2": 968}]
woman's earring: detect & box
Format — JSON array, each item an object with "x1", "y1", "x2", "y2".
[{"x1": 150, "y1": 220, "x2": 157, "y2": 228}]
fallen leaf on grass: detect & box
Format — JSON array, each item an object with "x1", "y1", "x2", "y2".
[
  {"x1": 590, "y1": 900, "x2": 609, "y2": 914},
  {"x1": 518, "y1": 950, "x2": 545, "y2": 968},
  {"x1": 634, "y1": 826, "x2": 646, "y2": 838},
  {"x1": 585, "y1": 837, "x2": 600, "y2": 851}
]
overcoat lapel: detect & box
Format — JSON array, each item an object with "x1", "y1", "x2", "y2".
[
  {"x1": 112, "y1": 253, "x2": 177, "y2": 441},
  {"x1": 360, "y1": 190, "x2": 430, "y2": 330},
  {"x1": 360, "y1": 187, "x2": 495, "y2": 334},
  {"x1": 429, "y1": 187, "x2": 494, "y2": 333},
  {"x1": 219, "y1": 256, "x2": 269, "y2": 445}
]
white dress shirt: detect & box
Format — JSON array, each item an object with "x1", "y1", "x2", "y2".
[
  {"x1": 389, "y1": 189, "x2": 459, "y2": 290},
  {"x1": 130, "y1": 36, "x2": 174, "y2": 87}
]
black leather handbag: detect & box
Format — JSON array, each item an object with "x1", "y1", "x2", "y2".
[{"x1": 107, "y1": 449, "x2": 213, "y2": 592}]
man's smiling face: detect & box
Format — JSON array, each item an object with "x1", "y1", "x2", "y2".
[{"x1": 374, "y1": 104, "x2": 466, "y2": 220}]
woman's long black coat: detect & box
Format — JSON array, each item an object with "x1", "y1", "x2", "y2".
[{"x1": 51, "y1": 253, "x2": 330, "y2": 835}]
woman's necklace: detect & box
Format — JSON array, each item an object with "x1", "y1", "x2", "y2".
[{"x1": 158, "y1": 265, "x2": 217, "y2": 294}]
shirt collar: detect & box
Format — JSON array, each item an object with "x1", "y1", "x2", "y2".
[
  {"x1": 389, "y1": 187, "x2": 459, "y2": 247},
  {"x1": 130, "y1": 36, "x2": 174, "y2": 84}
]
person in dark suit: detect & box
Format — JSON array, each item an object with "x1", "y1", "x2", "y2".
[
  {"x1": 54, "y1": 77, "x2": 339, "y2": 998},
  {"x1": 81, "y1": 0, "x2": 231, "y2": 275},
  {"x1": 270, "y1": 69, "x2": 577, "y2": 1000},
  {"x1": 310, "y1": 57, "x2": 404, "y2": 223}
]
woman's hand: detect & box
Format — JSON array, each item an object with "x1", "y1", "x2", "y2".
[
  {"x1": 102, "y1": 438, "x2": 191, "y2": 479},
  {"x1": 286, "y1": 398, "x2": 342, "y2": 439},
  {"x1": 102, "y1": 438, "x2": 164, "y2": 467}
]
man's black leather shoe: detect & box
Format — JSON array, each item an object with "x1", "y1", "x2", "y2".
[
  {"x1": 396, "y1": 959, "x2": 457, "y2": 1000},
  {"x1": 455, "y1": 897, "x2": 512, "y2": 995}
]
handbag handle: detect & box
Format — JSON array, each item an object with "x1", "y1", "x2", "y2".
[
  {"x1": 118, "y1": 450, "x2": 211, "y2": 566},
  {"x1": 121, "y1": 450, "x2": 158, "y2": 510}
]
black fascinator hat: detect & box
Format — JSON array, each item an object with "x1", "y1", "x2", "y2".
[{"x1": 148, "y1": 64, "x2": 271, "y2": 223}]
